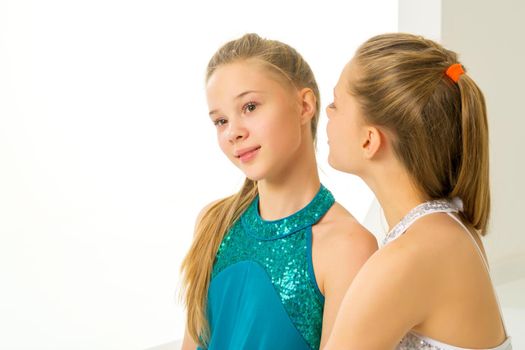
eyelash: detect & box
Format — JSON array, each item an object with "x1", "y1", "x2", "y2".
[
  {"x1": 213, "y1": 118, "x2": 227, "y2": 127},
  {"x1": 242, "y1": 101, "x2": 258, "y2": 113},
  {"x1": 328, "y1": 102, "x2": 336, "y2": 109},
  {"x1": 212, "y1": 101, "x2": 258, "y2": 127}
]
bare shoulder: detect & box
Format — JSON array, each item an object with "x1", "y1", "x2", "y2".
[
  {"x1": 192, "y1": 198, "x2": 224, "y2": 237},
  {"x1": 363, "y1": 233, "x2": 427, "y2": 280},
  {"x1": 357, "y1": 212, "x2": 471, "y2": 299},
  {"x1": 312, "y1": 201, "x2": 378, "y2": 294},
  {"x1": 344, "y1": 212, "x2": 495, "y2": 336},
  {"x1": 196, "y1": 198, "x2": 222, "y2": 222},
  {"x1": 314, "y1": 201, "x2": 378, "y2": 251},
  {"x1": 403, "y1": 212, "x2": 477, "y2": 263},
  {"x1": 400, "y1": 212, "x2": 490, "y2": 291},
  {"x1": 313, "y1": 201, "x2": 379, "y2": 342},
  {"x1": 326, "y1": 232, "x2": 436, "y2": 347},
  {"x1": 369, "y1": 215, "x2": 455, "y2": 278},
  {"x1": 347, "y1": 232, "x2": 436, "y2": 321}
]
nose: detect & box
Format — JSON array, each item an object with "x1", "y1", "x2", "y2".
[{"x1": 227, "y1": 119, "x2": 248, "y2": 144}]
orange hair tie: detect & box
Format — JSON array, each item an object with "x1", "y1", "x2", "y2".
[{"x1": 445, "y1": 63, "x2": 465, "y2": 83}]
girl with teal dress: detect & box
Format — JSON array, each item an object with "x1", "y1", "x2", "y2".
[{"x1": 180, "y1": 33, "x2": 377, "y2": 350}]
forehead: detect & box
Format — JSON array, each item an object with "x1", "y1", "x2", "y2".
[
  {"x1": 207, "y1": 60, "x2": 288, "y2": 92},
  {"x1": 336, "y1": 60, "x2": 357, "y2": 90}
]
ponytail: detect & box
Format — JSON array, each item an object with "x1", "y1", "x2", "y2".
[
  {"x1": 350, "y1": 33, "x2": 491, "y2": 235},
  {"x1": 450, "y1": 75, "x2": 490, "y2": 235},
  {"x1": 180, "y1": 178, "x2": 257, "y2": 345}
]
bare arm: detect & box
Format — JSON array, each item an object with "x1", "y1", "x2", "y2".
[
  {"x1": 322, "y1": 241, "x2": 434, "y2": 350},
  {"x1": 315, "y1": 219, "x2": 378, "y2": 347}
]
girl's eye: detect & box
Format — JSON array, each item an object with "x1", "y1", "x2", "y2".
[
  {"x1": 327, "y1": 102, "x2": 336, "y2": 109},
  {"x1": 242, "y1": 102, "x2": 257, "y2": 113},
  {"x1": 213, "y1": 118, "x2": 227, "y2": 127}
]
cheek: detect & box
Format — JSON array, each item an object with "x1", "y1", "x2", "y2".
[
  {"x1": 326, "y1": 118, "x2": 335, "y2": 138},
  {"x1": 217, "y1": 131, "x2": 231, "y2": 156},
  {"x1": 275, "y1": 121, "x2": 302, "y2": 150},
  {"x1": 329, "y1": 120, "x2": 355, "y2": 156},
  {"x1": 261, "y1": 112, "x2": 301, "y2": 148},
  {"x1": 328, "y1": 131, "x2": 358, "y2": 172},
  {"x1": 328, "y1": 116, "x2": 346, "y2": 142}
]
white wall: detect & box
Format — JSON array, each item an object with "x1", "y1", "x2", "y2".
[
  {"x1": 440, "y1": 3, "x2": 525, "y2": 344},
  {"x1": 0, "y1": 1, "x2": 396, "y2": 349},
  {"x1": 399, "y1": 0, "x2": 525, "y2": 346},
  {"x1": 398, "y1": 0, "x2": 441, "y2": 41},
  {"x1": 441, "y1": 0, "x2": 525, "y2": 284},
  {"x1": 398, "y1": 0, "x2": 525, "y2": 282}
]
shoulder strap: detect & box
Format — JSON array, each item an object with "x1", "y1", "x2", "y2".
[
  {"x1": 383, "y1": 200, "x2": 458, "y2": 246},
  {"x1": 445, "y1": 213, "x2": 509, "y2": 337}
]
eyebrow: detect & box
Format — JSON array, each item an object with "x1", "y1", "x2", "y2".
[{"x1": 208, "y1": 90, "x2": 263, "y2": 116}]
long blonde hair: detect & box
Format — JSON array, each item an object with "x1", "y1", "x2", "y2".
[
  {"x1": 180, "y1": 33, "x2": 321, "y2": 346},
  {"x1": 350, "y1": 33, "x2": 490, "y2": 234}
]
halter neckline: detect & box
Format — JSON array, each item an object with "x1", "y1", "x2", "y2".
[
  {"x1": 241, "y1": 184, "x2": 334, "y2": 241},
  {"x1": 382, "y1": 199, "x2": 460, "y2": 246}
]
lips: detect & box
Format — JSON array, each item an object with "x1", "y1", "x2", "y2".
[{"x1": 234, "y1": 146, "x2": 261, "y2": 162}]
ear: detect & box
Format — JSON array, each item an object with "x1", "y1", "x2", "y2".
[
  {"x1": 298, "y1": 88, "x2": 317, "y2": 125},
  {"x1": 361, "y1": 126, "x2": 383, "y2": 159}
]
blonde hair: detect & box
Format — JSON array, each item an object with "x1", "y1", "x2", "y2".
[
  {"x1": 180, "y1": 33, "x2": 321, "y2": 346},
  {"x1": 350, "y1": 33, "x2": 490, "y2": 234}
]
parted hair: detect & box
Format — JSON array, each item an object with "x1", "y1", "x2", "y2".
[{"x1": 180, "y1": 33, "x2": 320, "y2": 346}]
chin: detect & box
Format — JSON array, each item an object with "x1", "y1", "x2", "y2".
[
  {"x1": 240, "y1": 167, "x2": 267, "y2": 182},
  {"x1": 328, "y1": 156, "x2": 355, "y2": 174},
  {"x1": 328, "y1": 155, "x2": 343, "y2": 171}
]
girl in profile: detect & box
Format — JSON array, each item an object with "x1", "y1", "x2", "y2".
[{"x1": 324, "y1": 33, "x2": 511, "y2": 350}]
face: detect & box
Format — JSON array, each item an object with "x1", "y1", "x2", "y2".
[
  {"x1": 326, "y1": 61, "x2": 368, "y2": 174},
  {"x1": 206, "y1": 60, "x2": 305, "y2": 181}
]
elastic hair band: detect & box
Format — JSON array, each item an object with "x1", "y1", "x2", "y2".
[{"x1": 445, "y1": 63, "x2": 465, "y2": 83}]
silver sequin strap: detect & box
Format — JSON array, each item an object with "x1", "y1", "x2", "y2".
[{"x1": 382, "y1": 199, "x2": 459, "y2": 246}]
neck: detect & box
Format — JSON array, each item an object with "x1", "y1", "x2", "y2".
[
  {"x1": 363, "y1": 162, "x2": 428, "y2": 231},
  {"x1": 257, "y1": 139, "x2": 320, "y2": 221}
]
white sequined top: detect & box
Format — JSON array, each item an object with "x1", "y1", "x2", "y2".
[{"x1": 382, "y1": 199, "x2": 512, "y2": 350}]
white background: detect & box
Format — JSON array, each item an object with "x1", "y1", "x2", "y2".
[
  {"x1": 398, "y1": 2, "x2": 525, "y2": 347},
  {"x1": 0, "y1": 1, "x2": 397, "y2": 349}
]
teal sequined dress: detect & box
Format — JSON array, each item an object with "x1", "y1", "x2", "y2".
[{"x1": 197, "y1": 184, "x2": 335, "y2": 350}]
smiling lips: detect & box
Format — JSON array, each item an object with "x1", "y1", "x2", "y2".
[{"x1": 235, "y1": 146, "x2": 261, "y2": 163}]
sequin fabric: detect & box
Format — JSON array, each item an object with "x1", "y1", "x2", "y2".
[
  {"x1": 398, "y1": 332, "x2": 513, "y2": 350},
  {"x1": 384, "y1": 200, "x2": 457, "y2": 350},
  {"x1": 384, "y1": 200, "x2": 512, "y2": 350},
  {"x1": 212, "y1": 185, "x2": 334, "y2": 350},
  {"x1": 382, "y1": 199, "x2": 458, "y2": 246},
  {"x1": 397, "y1": 333, "x2": 448, "y2": 350}
]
